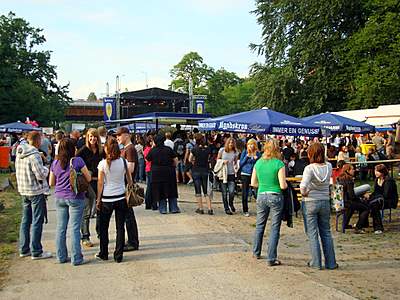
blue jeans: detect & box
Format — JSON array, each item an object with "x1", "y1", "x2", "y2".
[
  {"x1": 221, "y1": 175, "x2": 236, "y2": 211},
  {"x1": 159, "y1": 198, "x2": 180, "y2": 214},
  {"x1": 135, "y1": 158, "x2": 145, "y2": 182},
  {"x1": 19, "y1": 194, "x2": 46, "y2": 257},
  {"x1": 55, "y1": 198, "x2": 85, "y2": 265},
  {"x1": 253, "y1": 193, "x2": 283, "y2": 262},
  {"x1": 302, "y1": 200, "x2": 337, "y2": 269}
]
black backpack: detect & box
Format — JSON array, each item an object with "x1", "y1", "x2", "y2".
[{"x1": 174, "y1": 139, "x2": 185, "y2": 158}]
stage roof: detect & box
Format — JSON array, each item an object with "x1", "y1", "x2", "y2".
[{"x1": 120, "y1": 87, "x2": 188, "y2": 102}]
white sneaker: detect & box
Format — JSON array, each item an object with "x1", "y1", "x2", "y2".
[
  {"x1": 244, "y1": 212, "x2": 250, "y2": 217},
  {"x1": 374, "y1": 230, "x2": 383, "y2": 235},
  {"x1": 19, "y1": 252, "x2": 31, "y2": 258},
  {"x1": 187, "y1": 179, "x2": 193, "y2": 185},
  {"x1": 32, "y1": 251, "x2": 52, "y2": 260}
]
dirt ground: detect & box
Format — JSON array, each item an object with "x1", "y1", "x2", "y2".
[{"x1": 0, "y1": 184, "x2": 399, "y2": 300}]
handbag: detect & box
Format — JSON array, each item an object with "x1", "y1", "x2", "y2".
[
  {"x1": 122, "y1": 159, "x2": 144, "y2": 208},
  {"x1": 367, "y1": 194, "x2": 384, "y2": 210},
  {"x1": 69, "y1": 158, "x2": 89, "y2": 194},
  {"x1": 330, "y1": 183, "x2": 344, "y2": 211}
]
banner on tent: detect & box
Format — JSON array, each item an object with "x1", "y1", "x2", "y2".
[
  {"x1": 271, "y1": 126, "x2": 320, "y2": 136},
  {"x1": 103, "y1": 97, "x2": 117, "y2": 121},
  {"x1": 345, "y1": 125, "x2": 362, "y2": 133}
]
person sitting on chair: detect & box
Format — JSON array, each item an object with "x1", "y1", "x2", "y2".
[
  {"x1": 370, "y1": 164, "x2": 398, "y2": 214},
  {"x1": 337, "y1": 164, "x2": 370, "y2": 234}
]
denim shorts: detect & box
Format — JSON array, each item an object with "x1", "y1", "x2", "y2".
[{"x1": 176, "y1": 160, "x2": 184, "y2": 173}]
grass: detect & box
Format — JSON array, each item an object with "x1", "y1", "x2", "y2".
[{"x1": 0, "y1": 173, "x2": 21, "y2": 287}]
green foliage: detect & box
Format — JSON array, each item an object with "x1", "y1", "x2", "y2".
[
  {"x1": 206, "y1": 68, "x2": 243, "y2": 115},
  {"x1": 87, "y1": 92, "x2": 98, "y2": 102},
  {"x1": 169, "y1": 51, "x2": 214, "y2": 92},
  {"x1": 346, "y1": 0, "x2": 400, "y2": 108},
  {"x1": 170, "y1": 53, "x2": 257, "y2": 116},
  {"x1": 221, "y1": 79, "x2": 256, "y2": 114},
  {"x1": 0, "y1": 12, "x2": 71, "y2": 126},
  {"x1": 251, "y1": 0, "x2": 400, "y2": 116}
]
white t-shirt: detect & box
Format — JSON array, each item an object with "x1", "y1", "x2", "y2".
[
  {"x1": 54, "y1": 143, "x2": 59, "y2": 156},
  {"x1": 164, "y1": 139, "x2": 174, "y2": 150},
  {"x1": 98, "y1": 157, "x2": 127, "y2": 202}
]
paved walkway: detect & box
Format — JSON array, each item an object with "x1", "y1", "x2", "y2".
[{"x1": 0, "y1": 186, "x2": 355, "y2": 300}]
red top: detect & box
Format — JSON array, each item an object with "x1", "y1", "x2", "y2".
[
  {"x1": 331, "y1": 168, "x2": 343, "y2": 184},
  {"x1": 143, "y1": 146, "x2": 152, "y2": 173}
]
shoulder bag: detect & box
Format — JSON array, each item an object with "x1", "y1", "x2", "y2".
[
  {"x1": 122, "y1": 159, "x2": 144, "y2": 207},
  {"x1": 69, "y1": 158, "x2": 89, "y2": 194}
]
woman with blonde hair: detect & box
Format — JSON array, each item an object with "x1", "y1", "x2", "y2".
[
  {"x1": 239, "y1": 138, "x2": 261, "y2": 216},
  {"x1": 76, "y1": 128, "x2": 105, "y2": 247},
  {"x1": 217, "y1": 137, "x2": 239, "y2": 215},
  {"x1": 251, "y1": 138, "x2": 287, "y2": 265}
]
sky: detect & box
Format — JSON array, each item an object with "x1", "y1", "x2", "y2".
[{"x1": 1, "y1": 0, "x2": 263, "y2": 99}]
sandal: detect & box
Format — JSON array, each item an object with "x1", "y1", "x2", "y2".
[{"x1": 268, "y1": 260, "x2": 281, "y2": 266}]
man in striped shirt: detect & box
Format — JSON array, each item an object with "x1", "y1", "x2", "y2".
[{"x1": 16, "y1": 131, "x2": 52, "y2": 260}]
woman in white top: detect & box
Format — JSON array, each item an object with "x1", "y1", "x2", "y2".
[
  {"x1": 337, "y1": 146, "x2": 350, "y2": 162},
  {"x1": 95, "y1": 138, "x2": 131, "y2": 263}
]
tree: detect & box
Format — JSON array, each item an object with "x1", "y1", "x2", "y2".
[
  {"x1": 87, "y1": 92, "x2": 97, "y2": 102},
  {"x1": 0, "y1": 12, "x2": 70, "y2": 126},
  {"x1": 250, "y1": 0, "x2": 370, "y2": 116},
  {"x1": 346, "y1": 0, "x2": 400, "y2": 109},
  {"x1": 220, "y1": 79, "x2": 256, "y2": 115},
  {"x1": 206, "y1": 68, "x2": 242, "y2": 115},
  {"x1": 169, "y1": 52, "x2": 213, "y2": 93}
]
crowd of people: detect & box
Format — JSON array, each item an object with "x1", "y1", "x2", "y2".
[{"x1": 10, "y1": 125, "x2": 399, "y2": 269}]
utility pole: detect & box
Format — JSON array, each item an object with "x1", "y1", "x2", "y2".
[
  {"x1": 188, "y1": 77, "x2": 193, "y2": 114},
  {"x1": 116, "y1": 75, "x2": 120, "y2": 125}
]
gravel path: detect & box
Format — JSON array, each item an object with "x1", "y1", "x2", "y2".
[{"x1": 0, "y1": 186, "x2": 355, "y2": 300}]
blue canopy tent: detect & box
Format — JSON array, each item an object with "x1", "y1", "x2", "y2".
[
  {"x1": 198, "y1": 108, "x2": 321, "y2": 136},
  {"x1": 301, "y1": 113, "x2": 375, "y2": 133},
  {"x1": 0, "y1": 121, "x2": 42, "y2": 133}
]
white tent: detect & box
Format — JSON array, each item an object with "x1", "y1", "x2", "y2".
[
  {"x1": 333, "y1": 104, "x2": 400, "y2": 128},
  {"x1": 365, "y1": 104, "x2": 400, "y2": 127}
]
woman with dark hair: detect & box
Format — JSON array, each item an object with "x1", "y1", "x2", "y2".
[
  {"x1": 95, "y1": 138, "x2": 130, "y2": 262},
  {"x1": 365, "y1": 164, "x2": 398, "y2": 234},
  {"x1": 300, "y1": 143, "x2": 337, "y2": 270},
  {"x1": 337, "y1": 164, "x2": 370, "y2": 233},
  {"x1": 217, "y1": 137, "x2": 238, "y2": 215},
  {"x1": 146, "y1": 134, "x2": 180, "y2": 214},
  {"x1": 251, "y1": 139, "x2": 287, "y2": 266},
  {"x1": 49, "y1": 138, "x2": 91, "y2": 265},
  {"x1": 189, "y1": 133, "x2": 213, "y2": 215},
  {"x1": 143, "y1": 135, "x2": 155, "y2": 210},
  {"x1": 76, "y1": 128, "x2": 105, "y2": 247},
  {"x1": 373, "y1": 164, "x2": 399, "y2": 211}
]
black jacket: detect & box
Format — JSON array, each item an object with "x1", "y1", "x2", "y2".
[
  {"x1": 336, "y1": 177, "x2": 360, "y2": 208},
  {"x1": 282, "y1": 182, "x2": 300, "y2": 227},
  {"x1": 372, "y1": 177, "x2": 399, "y2": 209}
]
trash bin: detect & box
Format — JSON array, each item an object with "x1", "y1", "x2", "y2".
[{"x1": 0, "y1": 146, "x2": 10, "y2": 169}]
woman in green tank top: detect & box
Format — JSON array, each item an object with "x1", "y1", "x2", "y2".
[{"x1": 251, "y1": 138, "x2": 287, "y2": 266}]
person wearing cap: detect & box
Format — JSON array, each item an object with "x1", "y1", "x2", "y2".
[{"x1": 116, "y1": 127, "x2": 140, "y2": 252}]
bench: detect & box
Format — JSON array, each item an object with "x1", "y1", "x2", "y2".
[{"x1": 287, "y1": 177, "x2": 302, "y2": 201}]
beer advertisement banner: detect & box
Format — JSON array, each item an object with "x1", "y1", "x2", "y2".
[{"x1": 103, "y1": 97, "x2": 117, "y2": 121}]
